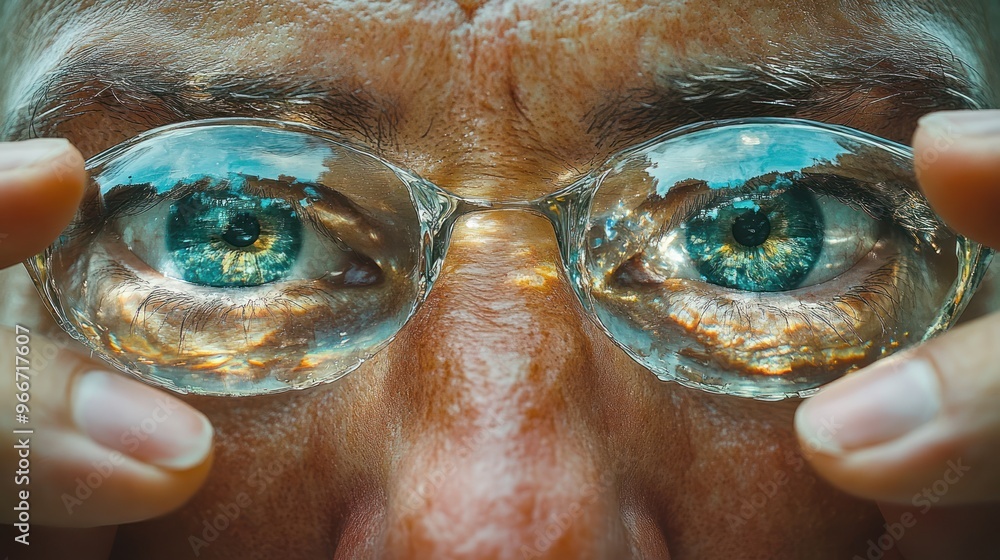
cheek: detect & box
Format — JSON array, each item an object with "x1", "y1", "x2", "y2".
[{"x1": 623, "y1": 390, "x2": 882, "y2": 557}]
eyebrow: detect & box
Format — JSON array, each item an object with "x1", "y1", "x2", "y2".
[
  {"x1": 18, "y1": 48, "x2": 401, "y2": 148},
  {"x1": 586, "y1": 47, "x2": 986, "y2": 149},
  {"x1": 15, "y1": 41, "x2": 987, "y2": 154}
]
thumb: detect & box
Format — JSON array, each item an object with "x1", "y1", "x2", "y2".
[
  {"x1": 0, "y1": 138, "x2": 86, "y2": 268},
  {"x1": 913, "y1": 109, "x2": 1000, "y2": 248},
  {"x1": 794, "y1": 315, "x2": 1000, "y2": 504},
  {"x1": 793, "y1": 110, "x2": 1000, "y2": 505},
  {"x1": 0, "y1": 327, "x2": 214, "y2": 527}
]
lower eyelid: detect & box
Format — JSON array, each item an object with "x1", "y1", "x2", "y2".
[
  {"x1": 595, "y1": 240, "x2": 928, "y2": 382},
  {"x1": 70, "y1": 245, "x2": 395, "y2": 374}
]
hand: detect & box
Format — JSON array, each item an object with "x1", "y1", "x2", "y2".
[
  {"x1": 0, "y1": 140, "x2": 214, "y2": 559},
  {"x1": 795, "y1": 110, "x2": 1000, "y2": 560}
]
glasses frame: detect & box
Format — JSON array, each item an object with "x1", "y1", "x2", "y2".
[{"x1": 27, "y1": 116, "x2": 993, "y2": 400}]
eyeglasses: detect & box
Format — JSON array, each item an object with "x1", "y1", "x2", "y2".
[{"x1": 27, "y1": 117, "x2": 991, "y2": 399}]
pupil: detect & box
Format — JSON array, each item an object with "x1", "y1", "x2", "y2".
[
  {"x1": 731, "y1": 209, "x2": 771, "y2": 247},
  {"x1": 222, "y1": 212, "x2": 261, "y2": 248}
]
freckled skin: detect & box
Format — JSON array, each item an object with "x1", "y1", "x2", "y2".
[{"x1": 3, "y1": 0, "x2": 996, "y2": 558}]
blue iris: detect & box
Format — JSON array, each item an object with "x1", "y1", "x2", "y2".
[
  {"x1": 684, "y1": 189, "x2": 823, "y2": 292},
  {"x1": 166, "y1": 185, "x2": 303, "y2": 287}
]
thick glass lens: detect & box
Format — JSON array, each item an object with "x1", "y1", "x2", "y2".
[
  {"x1": 577, "y1": 119, "x2": 991, "y2": 399},
  {"x1": 28, "y1": 120, "x2": 430, "y2": 396}
]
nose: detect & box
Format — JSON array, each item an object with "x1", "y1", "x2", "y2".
[{"x1": 378, "y1": 211, "x2": 638, "y2": 559}]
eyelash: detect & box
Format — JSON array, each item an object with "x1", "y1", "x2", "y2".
[
  {"x1": 97, "y1": 254, "x2": 386, "y2": 363},
  {"x1": 637, "y1": 171, "x2": 935, "y2": 245},
  {"x1": 621, "y1": 255, "x2": 910, "y2": 378}
]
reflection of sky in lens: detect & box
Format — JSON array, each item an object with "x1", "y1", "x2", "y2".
[
  {"x1": 644, "y1": 124, "x2": 852, "y2": 195},
  {"x1": 98, "y1": 126, "x2": 337, "y2": 193}
]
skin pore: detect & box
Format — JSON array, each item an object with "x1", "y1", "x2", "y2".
[{"x1": 1, "y1": 1, "x2": 998, "y2": 558}]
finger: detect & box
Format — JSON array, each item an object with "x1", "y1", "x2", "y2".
[
  {"x1": 794, "y1": 308, "x2": 1000, "y2": 505},
  {"x1": 0, "y1": 327, "x2": 214, "y2": 527},
  {"x1": 0, "y1": 139, "x2": 86, "y2": 268},
  {"x1": 913, "y1": 109, "x2": 1000, "y2": 248}
]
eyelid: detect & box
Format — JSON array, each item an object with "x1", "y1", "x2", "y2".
[
  {"x1": 600, "y1": 166, "x2": 942, "y2": 279},
  {"x1": 81, "y1": 172, "x2": 392, "y2": 256}
]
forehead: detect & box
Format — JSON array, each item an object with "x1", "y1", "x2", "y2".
[{"x1": 4, "y1": 0, "x2": 987, "y2": 198}]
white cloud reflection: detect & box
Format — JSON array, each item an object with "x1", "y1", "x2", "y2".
[
  {"x1": 97, "y1": 126, "x2": 338, "y2": 193},
  {"x1": 645, "y1": 124, "x2": 850, "y2": 195}
]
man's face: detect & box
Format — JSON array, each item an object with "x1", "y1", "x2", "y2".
[{"x1": 2, "y1": 1, "x2": 995, "y2": 558}]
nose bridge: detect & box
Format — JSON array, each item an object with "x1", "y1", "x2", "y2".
[
  {"x1": 399, "y1": 209, "x2": 588, "y2": 428},
  {"x1": 380, "y1": 210, "x2": 633, "y2": 559},
  {"x1": 419, "y1": 181, "x2": 590, "y2": 298}
]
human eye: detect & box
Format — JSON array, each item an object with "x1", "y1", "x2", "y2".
[
  {"x1": 576, "y1": 119, "x2": 990, "y2": 400},
  {"x1": 30, "y1": 120, "x2": 430, "y2": 395},
  {"x1": 107, "y1": 174, "x2": 379, "y2": 289},
  {"x1": 626, "y1": 173, "x2": 882, "y2": 292}
]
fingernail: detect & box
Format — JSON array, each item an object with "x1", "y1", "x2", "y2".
[
  {"x1": 919, "y1": 110, "x2": 1000, "y2": 139},
  {"x1": 0, "y1": 138, "x2": 72, "y2": 173},
  {"x1": 796, "y1": 358, "x2": 941, "y2": 455},
  {"x1": 72, "y1": 370, "x2": 213, "y2": 470}
]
